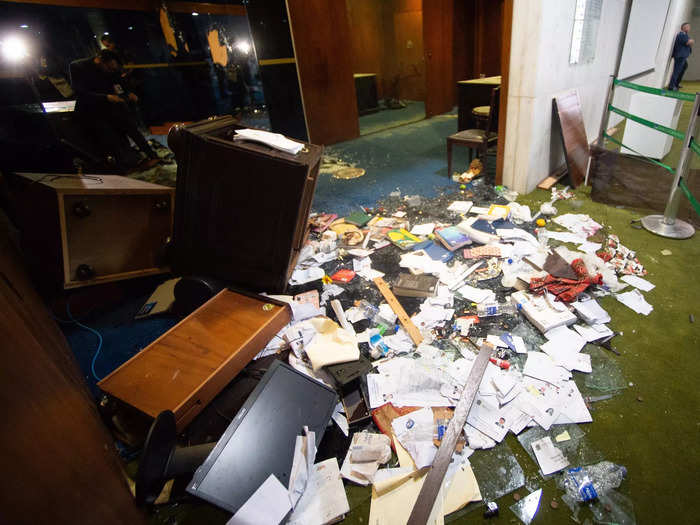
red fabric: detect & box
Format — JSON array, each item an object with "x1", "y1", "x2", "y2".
[{"x1": 529, "y1": 259, "x2": 602, "y2": 303}]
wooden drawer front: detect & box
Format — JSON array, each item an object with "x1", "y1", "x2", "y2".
[
  {"x1": 62, "y1": 193, "x2": 172, "y2": 282},
  {"x1": 98, "y1": 290, "x2": 292, "y2": 430}
]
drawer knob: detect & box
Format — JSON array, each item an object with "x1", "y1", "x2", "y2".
[
  {"x1": 76, "y1": 264, "x2": 95, "y2": 280},
  {"x1": 72, "y1": 201, "x2": 91, "y2": 218}
]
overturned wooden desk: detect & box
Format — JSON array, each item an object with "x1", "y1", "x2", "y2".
[{"x1": 98, "y1": 290, "x2": 291, "y2": 431}]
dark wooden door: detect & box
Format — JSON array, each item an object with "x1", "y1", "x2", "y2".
[
  {"x1": 287, "y1": 0, "x2": 359, "y2": 145},
  {"x1": 423, "y1": 0, "x2": 454, "y2": 117}
]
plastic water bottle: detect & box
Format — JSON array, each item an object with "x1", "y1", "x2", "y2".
[{"x1": 477, "y1": 301, "x2": 517, "y2": 317}]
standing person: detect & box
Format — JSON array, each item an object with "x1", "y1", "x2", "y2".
[
  {"x1": 669, "y1": 22, "x2": 694, "y2": 91},
  {"x1": 70, "y1": 49, "x2": 159, "y2": 171}
]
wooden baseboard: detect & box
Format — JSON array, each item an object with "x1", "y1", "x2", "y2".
[{"x1": 537, "y1": 165, "x2": 568, "y2": 190}]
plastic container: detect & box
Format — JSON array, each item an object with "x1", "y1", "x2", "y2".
[
  {"x1": 559, "y1": 461, "x2": 627, "y2": 502},
  {"x1": 477, "y1": 302, "x2": 517, "y2": 317},
  {"x1": 369, "y1": 331, "x2": 390, "y2": 359},
  {"x1": 356, "y1": 299, "x2": 394, "y2": 328}
]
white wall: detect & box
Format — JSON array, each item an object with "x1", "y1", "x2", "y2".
[
  {"x1": 503, "y1": 0, "x2": 692, "y2": 193},
  {"x1": 610, "y1": 0, "x2": 693, "y2": 126}
]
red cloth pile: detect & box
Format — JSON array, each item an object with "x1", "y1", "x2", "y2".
[{"x1": 529, "y1": 258, "x2": 602, "y2": 303}]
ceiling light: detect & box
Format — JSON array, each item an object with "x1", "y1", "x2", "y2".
[
  {"x1": 1, "y1": 36, "x2": 29, "y2": 63},
  {"x1": 235, "y1": 40, "x2": 251, "y2": 54}
]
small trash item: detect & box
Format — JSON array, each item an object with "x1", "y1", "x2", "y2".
[
  {"x1": 558, "y1": 461, "x2": 627, "y2": 503},
  {"x1": 404, "y1": 194, "x2": 422, "y2": 207},
  {"x1": 331, "y1": 269, "x2": 356, "y2": 283},
  {"x1": 495, "y1": 185, "x2": 519, "y2": 202},
  {"x1": 476, "y1": 301, "x2": 516, "y2": 317},
  {"x1": 661, "y1": 249, "x2": 672, "y2": 256},
  {"x1": 368, "y1": 332, "x2": 390, "y2": 359},
  {"x1": 509, "y1": 488, "x2": 542, "y2": 524},
  {"x1": 483, "y1": 501, "x2": 499, "y2": 518}
]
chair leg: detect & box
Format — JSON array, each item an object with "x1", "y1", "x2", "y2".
[{"x1": 447, "y1": 140, "x2": 453, "y2": 177}]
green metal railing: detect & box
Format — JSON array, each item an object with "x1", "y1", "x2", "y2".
[
  {"x1": 598, "y1": 76, "x2": 700, "y2": 234},
  {"x1": 613, "y1": 78, "x2": 696, "y2": 102}
]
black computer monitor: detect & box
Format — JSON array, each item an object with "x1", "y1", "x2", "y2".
[{"x1": 187, "y1": 360, "x2": 337, "y2": 513}]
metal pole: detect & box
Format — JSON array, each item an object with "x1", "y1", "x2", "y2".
[
  {"x1": 597, "y1": 75, "x2": 615, "y2": 146},
  {"x1": 641, "y1": 92, "x2": 700, "y2": 239}
]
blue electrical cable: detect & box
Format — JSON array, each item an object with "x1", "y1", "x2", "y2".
[{"x1": 66, "y1": 300, "x2": 104, "y2": 382}]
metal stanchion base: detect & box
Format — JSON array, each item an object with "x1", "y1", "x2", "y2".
[{"x1": 641, "y1": 214, "x2": 695, "y2": 239}]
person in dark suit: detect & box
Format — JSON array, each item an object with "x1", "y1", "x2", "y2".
[
  {"x1": 70, "y1": 49, "x2": 158, "y2": 171},
  {"x1": 669, "y1": 22, "x2": 694, "y2": 91}
]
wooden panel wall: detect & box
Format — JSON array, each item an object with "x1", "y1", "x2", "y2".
[
  {"x1": 496, "y1": 0, "x2": 513, "y2": 184},
  {"x1": 474, "y1": 0, "x2": 504, "y2": 78},
  {"x1": 287, "y1": 0, "x2": 359, "y2": 145},
  {"x1": 346, "y1": 0, "x2": 384, "y2": 96},
  {"x1": 423, "y1": 0, "x2": 454, "y2": 117},
  {"x1": 345, "y1": 0, "x2": 425, "y2": 102},
  {"x1": 0, "y1": 224, "x2": 146, "y2": 525},
  {"x1": 390, "y1": 0, "x2": 425, "y2": 101},
  {"x1": 453, "y1": 0, "x2": 503, "y2": 101}
]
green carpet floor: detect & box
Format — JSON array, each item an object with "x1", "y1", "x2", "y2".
[{"x1": 334, "y1": 184, "x2": 700, "y2": 525}]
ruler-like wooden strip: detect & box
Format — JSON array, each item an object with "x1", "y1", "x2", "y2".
[
  {"x1": 372, "y1": 277, "x2": 424, "y2": 345},
  {"x1": 407, "y1": 344, "x2": 493, "y2": 525}
]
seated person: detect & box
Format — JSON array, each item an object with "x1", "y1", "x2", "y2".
[{"x1": 69, "y1": 49, "x2": 158, "y2": 171}]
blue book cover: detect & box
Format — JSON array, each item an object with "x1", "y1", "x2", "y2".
[
  {"x1": 435, "y1": 226, "x2": 472, "y2": 251},
  {"x1": 424, "y1": 241, "x2": 454, "y2": 263}
]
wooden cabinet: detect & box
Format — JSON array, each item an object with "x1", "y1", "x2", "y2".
[
  {"x1": 168, "y1": 116, "x2": 322, "y2": 293},
  {"x1": 7, "y1": 172, "x2": 173, "y2": 289}
]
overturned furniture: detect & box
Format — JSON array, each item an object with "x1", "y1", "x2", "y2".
[
  {"x1": 6, "y1": 172, "x2": 173, "y2": 288},
  {"x1": 98, "y1": 289, "x2": 292, "y2": 431},
  {"x1": 168, "y1": 117, "x2": 322, "y2": 293}
]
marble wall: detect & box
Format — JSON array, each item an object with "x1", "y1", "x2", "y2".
[{"x1": 502, "y1": 0, "x2": 692, "y2": 193}]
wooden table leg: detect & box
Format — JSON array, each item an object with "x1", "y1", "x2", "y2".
[{"x1": 447, "y1": 139, "x2": 453, "y2": 177}]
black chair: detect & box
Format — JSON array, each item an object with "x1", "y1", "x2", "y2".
[{"x1": 447, "y1": 86, "x2": 500, "y2": 176}]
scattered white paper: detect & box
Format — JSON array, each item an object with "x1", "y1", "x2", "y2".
[
  {"x1": 523, "y1": 352, "x2": 571, "y2": 385},
  {"x1": 227, "y1": 474, "x2": 291, "y2": 525},
  {"x1": 469, "y1": 206, "x2": 491, "y2": 215},
  {"x1": 288, "y1": 428, "x2": 316, "y2": 508},
  {"x1": 348, "y1": 248, "x2": 374, "y2": 258},
  {"x1": 552, "y1": 213, "x2": 602, "y2": 237},
  {"x1": 511, "y1": 335, "x2": 528, "y2": 354},
  {"x1": 531, "y1": 436, "x2": 569, "y2": 475},
  {"x1": 620, "y1": 274, "x2": 655, "y2": 292},
  {"x1": 448, "y1": 201, "x2": 473, "y2": 213},
  {"x1": 234, "y1": 128, "x2": 304, "y2": 154},
  {"x1": 340, "y1": 433, "x2": 391, "y2": 485},
  {"x1": 290, "y1": 267, "x2": 325, "y2": 285},
  {"x1": 332, "y1": 410, "x2": 349, "y2": 437},
  {"x1": 572, "y1": 299, "x2": 611, "y2": 325},
  {"x1": 466, "y1": 394, "x2": 520, "y2": 443},
  {"x1": 573, "y1": 323, "x2": 613, "y2": 343},
  {"x1": 577, "y1": 241, "x2": 602, "y2": 254},
  {"x1": 287, "y1": 458, "x2": 350, "y2": 525},
  {"x1": 542, "y1": 231, "x2": 588, "y2": 244},
  {"x1": 615, "y1": 289, "x2": 653, "y2": 315},
  {"x1": 410, "y1": 223, "x2": 436, "y2": 236},
  {"x1": 456, "y1": 284, "x2": 495, "y2": 304},
  {"x1": 392, "y1": 408, "x2": 437, "y2": 469},
  {"x1": 486, "y1": 334, "x2": 509, "y2": 348}
]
